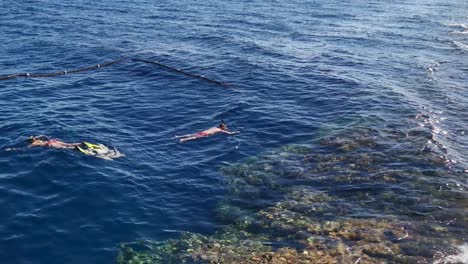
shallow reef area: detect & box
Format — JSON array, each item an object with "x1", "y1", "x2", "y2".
[{"x1": 118, "y1": 122, "x2": 467, "y2": 263}]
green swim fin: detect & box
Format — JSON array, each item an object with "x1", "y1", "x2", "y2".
[
  {"x1": 83, "y1": 141, "x2": 102, "y2": 150},
  {"x1": 76, "y1": 145, "x2": 94, "y2": 155}
]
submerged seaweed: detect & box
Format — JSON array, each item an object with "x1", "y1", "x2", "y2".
[{"x1": 118, "y1": 122, "x2": 467, "y2": 263}]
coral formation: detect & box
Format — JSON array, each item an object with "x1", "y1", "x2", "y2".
[{"x1": 118, "y1": 125, "x2": 467, "y2": 263}]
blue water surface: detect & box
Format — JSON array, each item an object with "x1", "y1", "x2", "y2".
[{"x1": 0, "y1": 0, "x2": 467, "y2": 263}]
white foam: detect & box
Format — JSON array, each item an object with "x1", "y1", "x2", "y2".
[
  {"x1": 96, "y1": 146, "x2": 125, "y2": 160},
  {"x1": 434, "y1": 244, "x2": 468, "y2": 264},
  {"x1": 84, "y1": 144, "x2": 125, "y2": 160}
]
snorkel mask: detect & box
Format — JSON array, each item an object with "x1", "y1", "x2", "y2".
[
  {"x1": 27, "y1": 135, "x2": 50, "y2": 143},
  {"x1": 219, "y1": 120, "x2": 228, "y2": 130}
]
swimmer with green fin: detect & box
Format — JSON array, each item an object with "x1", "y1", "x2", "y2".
[
  {"x1": 5, "y1": 136, "x2": 124, "y2": 160},
  {"x1": 175, "y1": 120, "x2": 240, "y2": 143}
]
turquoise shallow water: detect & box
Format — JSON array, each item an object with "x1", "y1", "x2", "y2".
[{"x1": 0, "y1": 0, "x2": 467, "y2": 263}]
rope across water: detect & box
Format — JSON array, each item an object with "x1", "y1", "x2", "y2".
[
  {"x1": 0, "y1": 57, "x2": 126, "y2": 80},
  {"x1": 131, "y1": 58, "x2": 229, "y2": 87},
  {"x1": 0, "y1": 56, "x2": 228, "y2": 87}
]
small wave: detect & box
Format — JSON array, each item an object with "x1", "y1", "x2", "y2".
[
  {"x1": 450, "y1": 30, "x2": 468, "y2": 35},
  {"x1": 414, "y1": 111, "x2": 459, "y2": 167},
  {"x1": 446, "y1": 23, "x2": 468, "y2": 29},
  {"x1": 415, "y1": 111, "x2": 448, "y2": 136},
  {"x1": 446, "y1": 23, "x2": 468, "y2": 35},
  {"x1": 452, "y1": 41, "x2": 468, "y2": 50}
]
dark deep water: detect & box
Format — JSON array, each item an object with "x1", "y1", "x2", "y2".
[{"x1": 0, "y1": 0, "x2": 467, "y2": 263}]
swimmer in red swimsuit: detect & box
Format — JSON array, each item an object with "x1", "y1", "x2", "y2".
[
  {"x1": 27, "y1": 135, "x2": 81, "y2": 149},
  {"x1": 175, "y1": 120, "x2": 240, "y2": 143}
]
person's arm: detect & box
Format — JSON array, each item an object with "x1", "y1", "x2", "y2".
[{"x1": 222, "y1": 131, "x2": 240, "y2": 135}]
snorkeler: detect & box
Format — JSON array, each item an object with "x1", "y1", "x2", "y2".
[
  {"x1": 4, "y1": 135, "x2": 82, "y2": 152},
  {"x1": 175, "y1": 120, "x2": 240, "y2": 143},
  {"x1": 26, "y1": 135, "x2": 81, "y2": 149},
  {"x1": 5, "y1": 135, "x2": 124, "y2": 160}
]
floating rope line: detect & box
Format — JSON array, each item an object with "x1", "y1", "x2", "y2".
[
  {"x1": 0, "y1": 57, "x2": 126, "y2": 81},
  {"x1": 0, "y1": 56, "x2": 229, "y2": 87},
  {"x1": 132, "y1": 58, "x2": 229, "y2": 87}
]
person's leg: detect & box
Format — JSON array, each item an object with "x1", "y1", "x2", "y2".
[
  {"x1": 64, "y1": 142, "x2": 81, "y2": 147},
  {"x1": 180, "y1": 136, "x2": 198, "y2": 143},
  {"x1": 175, "y1": 134, "x2": 195, "y2": 138}
]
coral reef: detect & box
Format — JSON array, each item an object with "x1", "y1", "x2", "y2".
[{"x1": 118, "y1": 125, "x2": 467, "y2": 263}]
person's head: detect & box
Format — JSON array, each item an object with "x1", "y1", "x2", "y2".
[
  {"x1": 218, "y1": 120, "x2": 228, "y2": 130},
  {"x1": 27, "y1": 136, "x2": 48, "y2": 145}
]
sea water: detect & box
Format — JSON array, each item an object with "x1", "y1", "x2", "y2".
[{"x1": 0, "y1": 0, "x2": 466, "y2": 263}]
